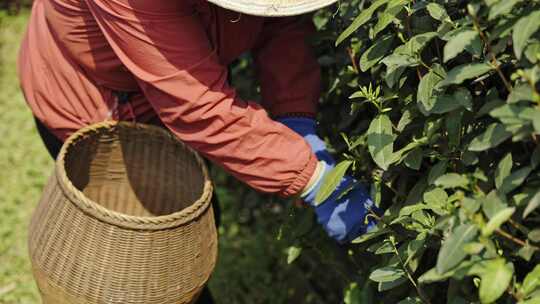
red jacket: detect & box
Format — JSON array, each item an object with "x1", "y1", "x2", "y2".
[{"x1": 18, "y1": 0, "x2": 320, "y2": 197}]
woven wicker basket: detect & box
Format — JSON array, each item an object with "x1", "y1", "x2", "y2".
[{"x1": 28, "y1": 121, "x2": 217, "y2": 304}]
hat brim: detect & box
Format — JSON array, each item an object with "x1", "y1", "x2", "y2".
[{"x1": 206, "y1": 0, "x2": 338, "y2": 17}]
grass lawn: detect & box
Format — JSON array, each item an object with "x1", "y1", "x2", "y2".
[
  {"x1": 0, "y1": 10, "x2": 324, "y2": 304},
  {"x1": 0, "y1": 10, "x2": 51, "y2": 304}
]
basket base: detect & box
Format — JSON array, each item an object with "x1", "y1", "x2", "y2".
[{"x1": 33, "y1": 267, "x2": 202, "y2": 304}]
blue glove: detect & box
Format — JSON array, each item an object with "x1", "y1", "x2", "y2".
[
  {"x1": 277, "y1": 117, "x2": 379, "y2": 243},
  {"x1": 276, "y1": 117, "x2": 335, "y2": 167}
]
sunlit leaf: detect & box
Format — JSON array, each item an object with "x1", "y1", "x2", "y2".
[
  {"x1": 437, "y1": 63, "x2": 493, "y2": 88},
  {"x1": 468, "y1": 123, "x2": 512, "y2": 152},
  {"x1": 436, "y1": 224, "x2": 478, "y2": 273},
  {"x1": 443, "y1": 30, "x2": 481, "y2": 62},
  {"x1": 513, "y1": 11, "x2": 540, "y2": 59},
  {"x1": 475, "y1": 259, "x2": 514, "y2": 303},
  {"x1": 434, "y1": 173, "x2": 469, "y2": 189},
  {"x1": 315, "y1": 160, "x2": 353, "y2": 205},
  {"x1": 367, "y1": 114, "x2": 396, "y2": 170},
  {"x1": 286, "y1": 246, "x2": 302, "y2": 264},
  {"x1": 495, "y1": 153, "x2": 513, "y2": 190},
  {"x1": 336, "y1": 0, "x2": 390, "y2": 45},
  {"x1": 523, "y1": 191, "x2": 540, "y2": 218},
  {"x1": 360, "y1": 35, "x2": 395, "y2": 72},
  {"x1": 521, "y1": 264, "x2": 540, "y2": 296},
  {"x1": 369, "y1": 266, "x2": 406, "y2": 282},
  {"x1": 481, "y1": 207, "x2": 515, "y2": 236}
]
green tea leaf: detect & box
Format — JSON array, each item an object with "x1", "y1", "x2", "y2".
[
  {"x1": 373, "y1": 1, "x2": 407, "y2": 37},
  {"x1": 369, "y1": 266, "x2": 406, "y2": 283},
  {"x1": 378, "y1": 277, "x2": 408, "y2": 292},
  {"x1": 382, "y1": 53, "x2": 418, "y2": 67},
  {"x1": 343, "y1": 282, "x2": 364, "y2": 304},
  {"x1": 500, "y1": 166, "x2": 532, "y2": 194},
  {"x1": 482, "y1": 190, "x2": 508, "y2": 219},
  {"x1": 418, "y1": 267, "x2": 453, "y2": 283},
  {"x1": 525, "y1": 41, "x2": 540, "y2": 63},
  {"x1": 430, "y1": 89, "x2": 473, "y2": 114},
  {"x1": 428, "y1": 160, "x2": 448, "y2": 185},
  {"x1": 360, "y1": 35, "x2": 395, "y2": 72},
  {"x1": 443, "y1": 30, "x2": 481, "y2": 62},
  {"x1": 462, "y1": 197, "x2": 482, "y2": 214},
  {"x1": 520, "y1": 297, "x2": 540, "y2": 304},
  {"x1": 434, "y1": 173, "x2": 469, "y2": 189},
  {"x1": 352, "y1": 227, "x2": 392, "y2": 244},
  {"x1": 481, "y1": 207, "x2": 515, "y2": 236},
  {"x1": 490, "y1": 104, "x2": 538, "y2": 126},
  {"x1": 518, "y1": 244, "x2": 536, "y2": 262},
  {"x1": 488, "y1": 0, "x2": 522, "y2": 20},
  {"x1": 463, "y1": 242, "x2": 485, "y2": 255},
  {"x1": 513, "y1": 11, "x2": 540, "y2": 59},
  {"x1": 315, "y1": 160, "x2": 353, "y2": 205},
  {"x1": 468, "y1": 123, "x2": 512, "y2": 152},
  {"x1": 286, "y1": 246, "x2": 302, "y2": 264},
  {"x1": 507, "y1": 83, "x2": 535, "y2": 103},
  {"x1": 523, "y1": 191, "x2": 540, "y2": 218},
  {"x1": 477, "y1": 259, "x2": 514, "y2": 303},
  {"x1": 385, "y1": 65, "x2": 407, "y2": 88},
  {"x1": 367, "y1": 114, "x2": 395, "y2": 170},
  {"x1": 424, "y1": 187, "x2": 448, "y2": 207},
  {"x1": 522, "y1": 264, "x2": 540, "y2": 296},
  {"x1": 336, "y1": 0, "x2": 390, "y2": 45},
  {"x1": 397, "y1": 297, "x2": 422, "y2": 304},
  {"x1": 447, "y1": 110, "x2": 464, "y2": 149},
  {"x1": 438, "y1": 63, "x2": 493, "y2": 87},
  {"x1": 402, "y1": 32, "x2": 438, "y2": 57},
  {"x1": 495, "y1": 153, "x2": 513, "y2": 190},
  {"x1": 528, "y1": 229, "x2": 540, "y2": 242},
  {"x1": 397, "y1": 109, "x2": 414, "y2": 132},
  {"x1": 404, "y1": 148, "x2": 423, "y2": 170},
  {"x1": 417, "y1": 65, "x2": 445, "y2": 113},
  {"x1": 427, "y1": 3, "x2": 451, "y2": 22},
  {"x1": 419, "y1": 261, "x2": 475, "y2": 283},
  {"x1": 436, "y1": 224, "x2": 478, "y2": 273}
]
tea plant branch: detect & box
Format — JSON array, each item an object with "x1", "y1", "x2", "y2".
[
  {"x1": 469, "y1": 11, "x2": 513, "y2": 93},
  {"x1": 508, "y1": 219, "x2": 529, "y2": 235},
  {"x1": 495, "y1": 228, "x2": 539, "y2": 250},
  {"x1": 389, "y1": 237, "x2": 432, "y2": 304}
]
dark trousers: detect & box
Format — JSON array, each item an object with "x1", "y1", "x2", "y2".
[{"x1": 34, "y1": 117, "x2": 217, "y2": 304}]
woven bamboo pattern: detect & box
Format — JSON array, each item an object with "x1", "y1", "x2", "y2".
[{"x1": 28, "y1": 121, "x2": 218, "y2": 304}]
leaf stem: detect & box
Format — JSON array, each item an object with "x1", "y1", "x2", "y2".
[
  {"x1": 495, "y1": 229, "x2": 539, "y2": 250},
  {"x1": 508, "y1": 219, "x2": 529, "y2": 235},
  {"x1": 389, "y1": 237, "x2": 432, "y2": 304},
  {"x1": 469, "y1": 12, "x2": 513, "y2": 93}
]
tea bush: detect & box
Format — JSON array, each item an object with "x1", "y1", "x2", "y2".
[{"x1": 288, "y1": 0, "x2": 540, "y2": 303}]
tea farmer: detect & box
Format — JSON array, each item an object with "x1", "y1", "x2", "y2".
[{"x1": 19, "y1": 0, "x2": 378, "y2": 301}]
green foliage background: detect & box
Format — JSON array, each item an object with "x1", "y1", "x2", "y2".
[
  {"x1": 302, "y1": 0, "x2": 540, "y2": 303},
  {"x1": 2, "y1": 0, "x2": 540, "y2": 303}
]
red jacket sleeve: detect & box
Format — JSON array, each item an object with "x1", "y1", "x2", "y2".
[
  {"x1": 253, "y1": 16, "x2": 321, "y2": 118},
  {"x1": 85, "y1": 0, "x2": 317, "y2": 197}
]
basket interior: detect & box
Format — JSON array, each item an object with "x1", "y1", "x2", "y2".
[{"x1": 63, "y1": 125, "x2": 206, "y2": 217}]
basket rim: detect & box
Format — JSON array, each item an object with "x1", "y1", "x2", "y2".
[{"x1": 55, "y1": 120, "x2": 214, "y2": 230}]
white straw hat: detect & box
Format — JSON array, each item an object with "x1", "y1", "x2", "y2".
[{"x1": 206, "y1": 0, "x2": 338, "y2": 16}]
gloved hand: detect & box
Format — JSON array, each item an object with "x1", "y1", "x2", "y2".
[{"x1": 277, "y1": 117, "x2": 379, "y2": 243}]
